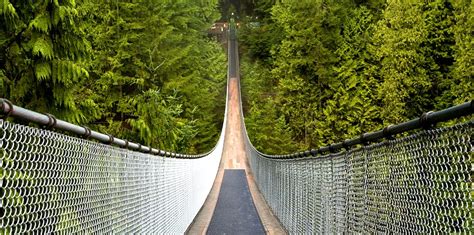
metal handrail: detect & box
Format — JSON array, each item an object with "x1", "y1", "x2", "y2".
[
  {"x1": 0, "y1": 98, "x2": 213, "y2": 159},
  {"x1": 251, "y1": 100, "x2": 473, "y2": 159}
]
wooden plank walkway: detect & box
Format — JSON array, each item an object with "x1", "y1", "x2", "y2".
[{"x1": 186, "y1": 78, "x2": 286, "y2": 234}]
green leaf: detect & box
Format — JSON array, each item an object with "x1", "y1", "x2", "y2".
[
  {"x1": 29, "y1": 14, "x2": 51, "y2": 33},
  {"x1": 347, "y1": 76, "x2": 358, "y2": 89},
  {"x1": 0, "y1": 0, "x2": 17, "y2": 18},
  {"x1": 32, "y1": 36, "x2": 54, "y2": 59},
  {"x1": 35, "y1": 62, "x2": 51, "y2": 80}
]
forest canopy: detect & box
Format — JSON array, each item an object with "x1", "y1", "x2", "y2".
[
  {"x1": 237, "y1": 0, "x2": 473, "y2": 154},
  {"x1": 1, "y1": 0, "x2": 472, "y2": 155},
  {"x1": 0, "y1": 0, "x2": 226, "y2": 153}
]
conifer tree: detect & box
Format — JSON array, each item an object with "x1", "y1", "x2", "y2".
[
  {"x1": 448, "y1": 0, "x2": 474, "y2": 104},
  {"x1": 240, "y1": 0, "x2": 472, "y2": 153},
  {"x1": 82, "y1": 0, "x2": 225, "y2": 152}
]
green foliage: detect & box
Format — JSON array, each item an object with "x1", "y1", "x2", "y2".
[
  {"x1": 241, "y1": 59, "x2": 300, "y2": 154},
  {"x1": 1, "y1": 0, "x2": 226, "y2": 153},
  {"x1": 371, "y1": 0, "x2": 458, "y2": 123},
  {"x1": 449, "y1": 0, "x2": 474, "y2": 104},
  {"x1": 239, "y1": 18, "x2": 283, "y2": 65},
  {"x1": 0, "y1": 0, "x2": 92, "y2": 123},
  {"x1": 128, "y1": 90, "x2": 197, "y2": 152},
  {"x1": 1, "y1": 0, "x2": 470, "y2": 155},
  {"x1": 240, "y1": 0, "x2": 473, "y2": 153},
  {"x1": 78, "y1": 0, "x2": 226, "y2": 153}
]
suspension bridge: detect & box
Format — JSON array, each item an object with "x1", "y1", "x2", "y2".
[{"x1": 1, "y1": 26, "x2": 473, "y2": 234}]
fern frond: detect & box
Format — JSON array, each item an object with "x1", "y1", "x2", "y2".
[
  {"x1": 81, "y1": 68, "x2": 89, "y2": 78},
  {"x1": 52, "y1": 60, "x2": 87, "y2": 85},
  {"x1": 35, "y1": 62, "x2": 51, "y2": 80},
  {"x1": 0, "y1": 0, "x2": 18, "y2": 18},
  {"x1": 29, "y1": 14, "x2": 51, "y2": 33},
  {"x1": 32, "y1": 35, "x2": 53, "y2": 59}
]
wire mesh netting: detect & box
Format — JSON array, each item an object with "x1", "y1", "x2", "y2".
[
  {"x1": 248, "y1": 121, "x2": 473, "y2": 233},
  {"x1": 0, "y1": 119, "x2": 222, "y2": 234}
]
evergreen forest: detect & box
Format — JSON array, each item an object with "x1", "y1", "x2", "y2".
[
  {"x1": 1, "y1": 0, "x2": 227, "y2": 153},
  {"x1": 1, "y1": 0, "x2": 473, "y2": 154},
  {"x1": 238, "y1": 0, "x2": 473, "y2": 154}
]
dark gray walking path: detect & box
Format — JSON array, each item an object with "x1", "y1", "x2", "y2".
[{"x1": 206, "y1": 169, "x2": 265, "y2": 235}]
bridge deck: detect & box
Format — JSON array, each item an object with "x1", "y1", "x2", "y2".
[
  {"x1": 207, "y1": 169, "x2": 265, "y2": 235},
  {"x1": 186, "y1": 80, "x2": 285, "y2": 234},
  {"x1": 187, "y1": 24, "x2": 285, "y2": 234},
  {"x1": 187, "y1": 77, "x2": 285, "y2": 234}
]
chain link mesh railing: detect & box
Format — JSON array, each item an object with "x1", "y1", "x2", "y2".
[
  {"x1": 0, "y1": 119, "x2": 224, "y2": 233},
  {"x1": 248, "y1": 121, "x2": 473, "y2": 233}
]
